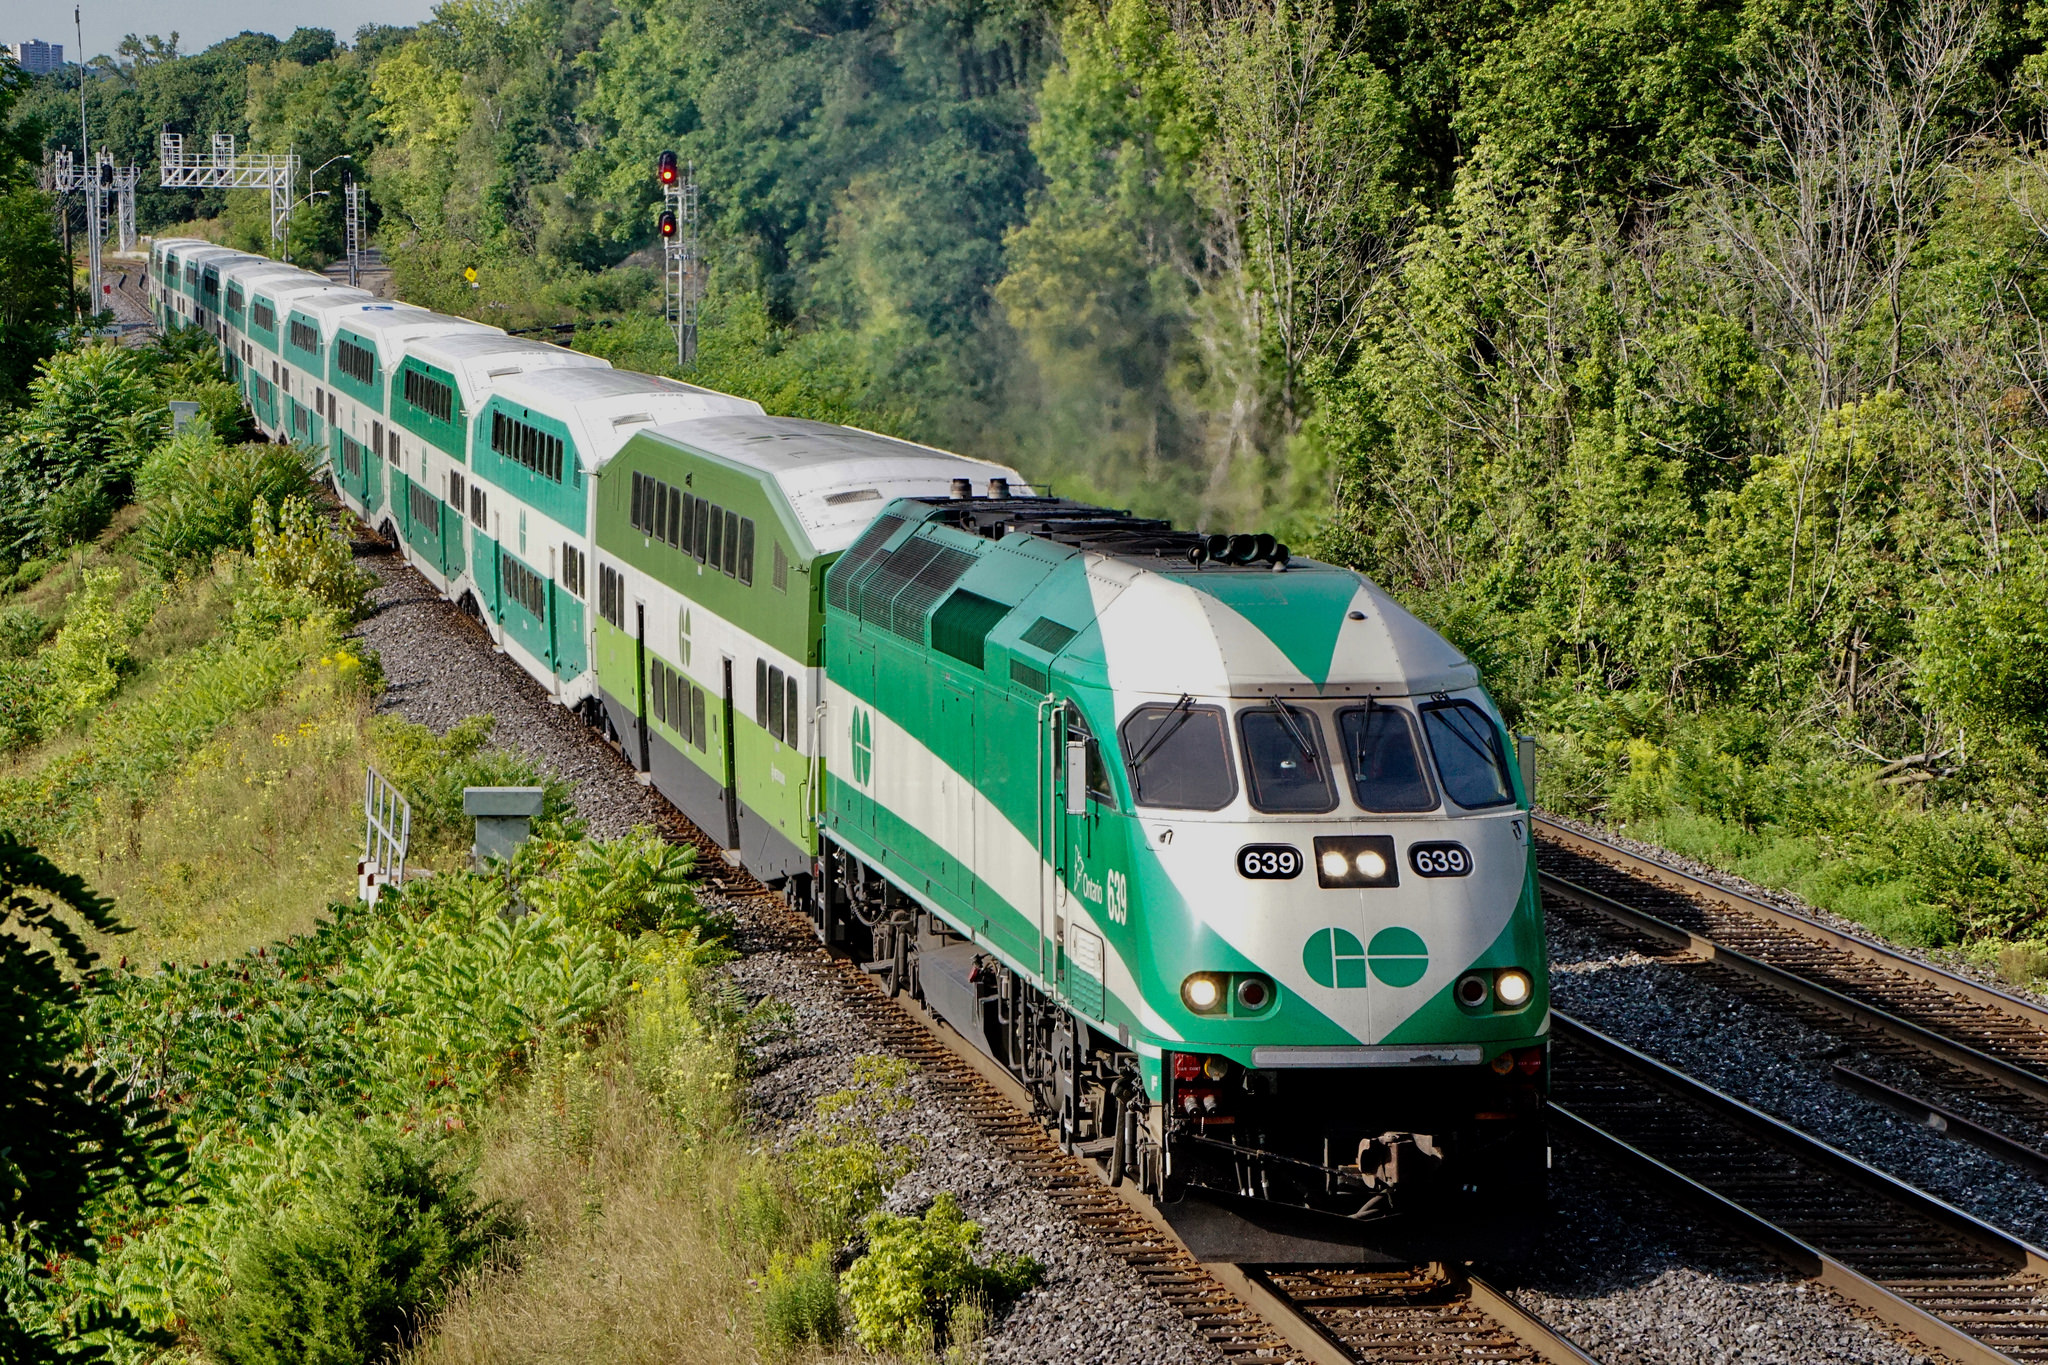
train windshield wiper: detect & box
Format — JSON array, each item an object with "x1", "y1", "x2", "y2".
[
  {"x1": 1351, "y1": 697, "x2": 1375, "y2": 773},
  {"x1": 1266, "y1": 699, "x2": 1320, "y2": 771},
  {"x1": 1129, "y1": 694, "x2": 1196, "y2": 771}
]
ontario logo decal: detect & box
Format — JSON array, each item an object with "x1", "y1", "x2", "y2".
[
  {"x1": 850, "y1": 706, "x2": 874, "y2": 786},
  {"x1": 1302, "y1": 927, "x2": 1429, "y2": 989}
]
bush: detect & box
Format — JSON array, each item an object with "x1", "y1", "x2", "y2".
[
  {"x1": 38, "y1": 566, "x2": 151, "y2": 730},
  {"x1": 200, "y1": 1132, "x2": 506, "y2": 1365},
  {"x1": 0, "y1": 344, "x2": 165, "y2": 555},
  {"x1": 785, "y1": 1110, "x2": 915, "y2": 1246},
  {"x1": 839, "y1": 1194, "x2": 1040, "y2": 1356},
  {"x1": 229, "y1": 496, "x2": 376, "y2": 634},
  {"x1": 137, "y1": 431, "x2": 315, "y2": 570},
  {"x1": 0, "y1": 604, "x2": 54, "y2": 658},
  {"x1": 760, "y1": 1240, "x2": 843, "y2": 1355},
  {"x1": 40, "y1": 477, "x2": 118, "y2": 549}
]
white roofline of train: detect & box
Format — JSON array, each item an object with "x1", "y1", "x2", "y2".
[
  {"x1": 485, "y1": 367, "x2": 764, "y2": 479},
  {"x1": 401, "y1": 334, "x2": 613, "y2": 412},
  {"x1": 326, "y1": 307, "x2": 505, "y2": 369},
  {"x1": 632, "y1": 413, "x2": 1030, "y2": 558}
]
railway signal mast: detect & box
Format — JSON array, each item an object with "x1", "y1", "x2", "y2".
[
  {"x1": 103, "y1": 151, "x2": 142, "y2": 254},
  {"x1": 46, "y1": 149, "x2": 127, "y2": 311},
  {"x1": 159, "y1": 132, "x2": 299, "y2": 249},
  {"x1": 656, "y1": 150, "x2": 700, "y2": 368}
]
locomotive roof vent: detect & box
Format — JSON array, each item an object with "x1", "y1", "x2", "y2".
[{"x1": 950, "y1": 477, "x2": 972, "y2": 499}]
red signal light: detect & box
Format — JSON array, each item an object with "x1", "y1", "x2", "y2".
[
  {"x1": 658, "y1": 210, "x2": 678, "y2": 238},
  {"x1": 657, "y1": 150, "x2": 678, "y2": 186}
]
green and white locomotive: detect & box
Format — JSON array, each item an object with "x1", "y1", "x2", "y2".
[
  {"x1": 150, "y1": 235, "x2": 1549, "y2": 1258},
  {"x1": 810, "y1": 495, "x2": 1548, "y2": 1256}
]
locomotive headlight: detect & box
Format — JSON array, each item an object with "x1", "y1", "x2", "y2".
[
  {"x1": 1495, "y1": 969, "x2": 1533, "y2": 1008},
  {"x1": 1313, "y1": 835, "x2": 1399, "y2": 888},
  {"x1": 1181, "y1": 973, "x2": 1226, "y2": 1014}
]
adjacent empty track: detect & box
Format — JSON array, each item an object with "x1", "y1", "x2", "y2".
[{"x1": 1537, "y1": 816, "x2": 2048, "y2": 1162}]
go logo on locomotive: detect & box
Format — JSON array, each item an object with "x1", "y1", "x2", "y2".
[
  {"x1": 1301, "y1": 926, "x2": 1430, "y2": 989},
  {"x1": 850, "y1": 706, "x2": 874, "y2": 786}
]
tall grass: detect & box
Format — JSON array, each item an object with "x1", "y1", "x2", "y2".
[
  {"x1": 408, "y1": 944, "x2": 811, "y2": 1365},
  {"x1": 68, "y1": 645, "x2": 374, "y2": 967}
]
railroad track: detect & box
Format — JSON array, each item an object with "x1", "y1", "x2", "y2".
[
  {"x1": 1551, "y1": 1013, "x2": 2048, "y2": 1365},
  {"x1": 1537, "y1": 816, "x2": 2048, "y2": 1159},
  {"x1": 643, "y1": 778, "x2": 1598, "y2": 1363}
]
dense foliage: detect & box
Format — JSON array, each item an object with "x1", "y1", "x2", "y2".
[
  {"x1": 12, "y1": 0, "x2": 2048, "y2": 941},
  {"x1": 0, "y1": 839, "x2": 182, "y2": 1364}
]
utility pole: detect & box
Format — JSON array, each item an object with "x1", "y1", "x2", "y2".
[
  {"x1": 656, "y1": 151, "x2": 700, "y2": 368},
  {"x1": 49, "y1": 150, "x2": 81, "y2": 318},
  {"x1": 75, "y1": 6, "x2": 100, "y2": 312},
  {"x1": 344, "y1": 176, "x2": 363, "y2": 288}
]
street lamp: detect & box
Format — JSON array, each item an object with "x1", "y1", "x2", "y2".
[{"x1": 282, "y1": 154, "x2": 352, "y2": 265}]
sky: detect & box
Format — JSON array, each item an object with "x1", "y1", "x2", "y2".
[{"x1": 11, "y1": 0, "x2": 438, "y2": 64}]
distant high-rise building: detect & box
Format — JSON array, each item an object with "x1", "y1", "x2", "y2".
[{"x1": 9, "y1": 39, "x2": 64, "y2": 75}]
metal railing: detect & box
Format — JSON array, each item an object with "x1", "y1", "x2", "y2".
[{"x1": 360, "y1": 766, "x2": 412, "y2": 904}]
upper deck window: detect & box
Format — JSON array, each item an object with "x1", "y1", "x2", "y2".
[
  {"x1": 1420, "y1": 700, "x2": 1514, "y2": 809},
  {"x1": 1238, "y1": 702, "x2": 1337, "y2": 814},
  {"x1": 288, "y1": 319, "x2": 320, "y2": 355},
  {"x1": 1337, "y1": 703, "x2": 1436, "y2": 812},
  {"x1": 251, "y1": 298, "x2": 276, "y2": 332},
  {"x1": 404, "y1": 369, "x2": 455, "y2": 424},
  {"x1": 1120, "y1": 700, "x2": 1235, "y2": 811},
  {"x1": 337, "y1": 337, "x2": 375, "y2": 385},
  {"x1": 492, "y1": 411, "x2": 565, "y2": 482}
]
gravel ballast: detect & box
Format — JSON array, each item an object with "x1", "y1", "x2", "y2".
[
  {"x1": 1546, "y1": 906, "x2": 2048, "y2": 1251},
  {"x1": 350, "y1": 539, "x2": 1970, "y2": 1362},
  {"x1": 1497, "y1": 1147, "x2": 1940, "y2": 1365}
]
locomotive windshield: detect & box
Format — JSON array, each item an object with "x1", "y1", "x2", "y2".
[
  {"x1": 1337, "y1": 703, "x2": 1436, "y2": 812},
  {"x1": 1120, "y1": 700, "x2": 1237, "y2": 810},
  {"x1": 1421, "y1": 700, "x2": 1515, "y2": 808},
  {"x1": 1238, "y1": 703, "x2": 1337, "y2": 813}
]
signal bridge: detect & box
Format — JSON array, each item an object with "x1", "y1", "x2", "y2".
[{"x1": 159, "y1": 132, "x2": 299, "y2": 244}]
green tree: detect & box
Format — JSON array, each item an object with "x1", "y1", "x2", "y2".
[
  {"x1": 0, "y1": 346, "x2": 166, "y2": 554},
  {"x1": 0, "y1": 60, "x2": 73, "y2": 405}
]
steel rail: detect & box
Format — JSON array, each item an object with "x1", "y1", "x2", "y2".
[
  {"x1": 1553, "y1": 1012, "x2": 2048, "y2": 1365},
  {"x1": 1831, "y1": 1062, "x2": 2048, "y2": 1180},
  {"x1": 1535, "y1": 815, "x2": 2048, "y2": 1031}
]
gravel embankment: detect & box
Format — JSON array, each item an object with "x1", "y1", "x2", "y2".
[{"x1": 350, "y1": 541, "x2": 1974, "y2": 1361}]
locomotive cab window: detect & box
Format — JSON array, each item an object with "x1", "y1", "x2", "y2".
[
  {"x1": 1119, "y1": 699, "x2": 1236, "y2": 811},
  {"x1": 1238, "y1": 702, "x2": 1337, "y2": 814},
  {"x1": 1337, "y1": 703, "x2": 1436, "y2": 813},
  {"x1": 1065, "y1": 705, "x2": 1114, "y2": 805},
  {"x1": 1420, "y1": 700, "x2": 1514, "y2": 809}
]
